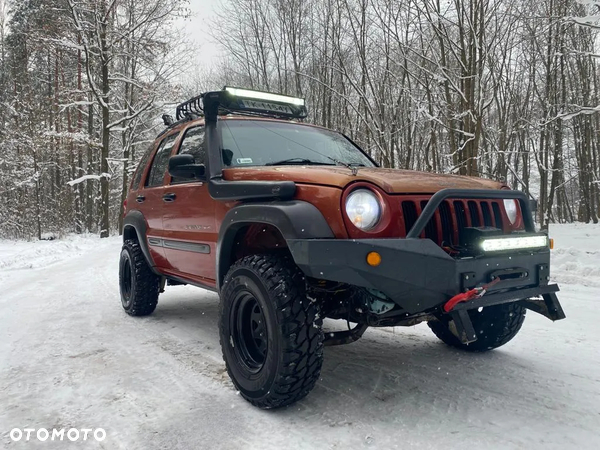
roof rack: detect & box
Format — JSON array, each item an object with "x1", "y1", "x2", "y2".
[
  {"x1": 154, "y1": 96, "x2": 204, "y2": 139},
  {"x1": 173, "y1": 87, "x2": 307, "y2": 124},
  {"x1": 176, "y1": 94, "x2": 204, "y2": 121}
]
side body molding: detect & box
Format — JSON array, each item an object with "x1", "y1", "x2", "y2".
[
  {"x1": 217, "y1": 201, "x2": 335, "y2": 289},
  {"x1": 122, "y1": 210, "x2": 159, "y2": 274}
]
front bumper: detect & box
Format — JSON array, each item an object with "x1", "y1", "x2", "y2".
[{"x1": 288, "y1": 236, "x2": 561, "y2": 316}]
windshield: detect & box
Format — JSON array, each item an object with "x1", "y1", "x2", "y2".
[{"x1": 220, "y1": 120, "x2": 376, "y2": 168}]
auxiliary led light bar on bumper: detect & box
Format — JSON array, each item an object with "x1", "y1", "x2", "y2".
[{"x1": 481, "y1": 235, "x2": 548, "y2": 252}]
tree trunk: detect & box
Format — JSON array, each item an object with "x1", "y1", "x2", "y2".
[{"x1": 99, "y1": 2, "x2": 110, "y2": 238}]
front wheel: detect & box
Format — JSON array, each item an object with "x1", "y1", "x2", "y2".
[
  {"x1": 219, "y1": 254, "x2": 324, "y2": 409},
  {"x1": 428, "y1": 302, "x2": 526, "y2": 352}
]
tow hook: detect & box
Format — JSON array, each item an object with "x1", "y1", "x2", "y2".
[{"x1": 443, "y1": 277, "x2": 502, "y2": 313}]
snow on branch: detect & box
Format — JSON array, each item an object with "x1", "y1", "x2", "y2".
[
  {"x1": 568, "y1": 3, "x2": 600, "y2": 29},
  {"x1": 568, "y1": 16, "x2": 600, "y2": 29},
  {"x1": 67, "y1": 173, "x2": 112, "y2": 187},
  {"x1": 107, "y1": 101, "x2": 155, "y2": 130},
  {"x1": 542, "y1": 105, "x2": 600, "y2": 123}
]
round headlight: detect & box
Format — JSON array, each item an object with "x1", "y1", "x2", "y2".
[
  {"x1": 504, "y1": 199, "x2": 518, "y2": 224},
  {"x1": 346, "y1": 189, "x2": 381, "y2": 231}
]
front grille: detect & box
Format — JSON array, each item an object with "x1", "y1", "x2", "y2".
[
  {"x1": 401, "y1": 198, "x2": 505, "y2": 247},
  {"x1": 420, "y1": 200, "x2": 439, "y2": 242},
  {"x1": 401, "y1": 201, "x2": 418, "y2": 236},
  {"x1": 468, "y1": 201, "x2": 481, "y2": 226},
  {"x1": 439, "y1": 201, "x2": 454, "y2": 245}
]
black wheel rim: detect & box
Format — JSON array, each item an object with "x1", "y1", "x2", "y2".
[
  {"x1": 120, "y1": 257, "x2": 133, "y2": 308},
  {"x1": 231, "y1": 291, "x2": 268, "y2": 373}
]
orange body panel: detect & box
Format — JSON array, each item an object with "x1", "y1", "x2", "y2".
[{"x1": 222, "y1": 165, "x2": 503, "y2": 194}]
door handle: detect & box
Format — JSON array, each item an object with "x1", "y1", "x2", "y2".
[
  {"x1": 136, "y1": 195, "x2": 145, "y2": 203},
  {"x1": 162, "y1": 193, "x2": 176, "y2": 202}
]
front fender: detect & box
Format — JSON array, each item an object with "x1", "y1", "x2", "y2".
[{"x1": 217, "y1": 201, "x2": 334, "y2": 289}]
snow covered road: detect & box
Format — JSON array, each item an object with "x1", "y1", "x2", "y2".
[{"x1": 1, "y1": 225, "x2": 599, "y2": 449}]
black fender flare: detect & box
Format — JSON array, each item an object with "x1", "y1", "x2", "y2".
[
  {"x1": 122, "y1": 210, "x2": 159, "y2": 274},
  {"x1": 217, "y1": 201, "x2": 335, "y2": 289}
]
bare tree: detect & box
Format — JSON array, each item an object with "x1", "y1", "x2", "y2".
[{"x1": 67, "y1": 0, "x2": 188, "y2": 237}]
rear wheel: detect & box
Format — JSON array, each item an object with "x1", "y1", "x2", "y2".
[
  {"x1": 119, "y1": 239, "x2": 160, "y2": 316},
  {"x1": 219, "y1": 254, "x2": 323, "y2": 409},
  {"x1": 428, "y1": 302, "x2": 526, "y2": 352}
]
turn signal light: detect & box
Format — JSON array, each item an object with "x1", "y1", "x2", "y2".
[
  {"x1": 549, "y1": 238, "x2": 554, "y2": 250},
  {"x1": 366, "y1": 252, "x2": 382, "y2": 267}
]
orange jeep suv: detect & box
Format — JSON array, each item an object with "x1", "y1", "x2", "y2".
[{"x1": 120, "y1": 87, "x2": 565, "y2": 409}]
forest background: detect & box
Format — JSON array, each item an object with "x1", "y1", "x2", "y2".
[{"x1": 1, "y1": 0, "x2": 599, "y2": 239}]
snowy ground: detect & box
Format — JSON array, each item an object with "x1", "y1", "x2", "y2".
[{"x1": 0, "y1": 224, "x2": 599, "y2": 449}]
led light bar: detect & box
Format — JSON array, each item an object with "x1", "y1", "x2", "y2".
[
  {"x1": 224, "y1": 87, "x2": 305, "y2": 106},
  {"x1": 481, "y1": 235, "x2": 548, "y2": 252}
]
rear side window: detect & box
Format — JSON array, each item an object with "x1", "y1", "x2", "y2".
[
  {"x1": 132, "y1": 144, "x2": 155, "y2": 190},
  {"x1": 146, "y1": 133, "x2": 178, "y2": 187}
]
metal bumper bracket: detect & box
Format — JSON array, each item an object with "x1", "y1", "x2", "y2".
[
  {"x1": 521, "y1": 292, "x2": 566, "y2": 321},
  {"x1": 449, "y1": 310, "x2": 478, "y2": 344},
  {"x1": 448, "y1": 284, "x2": 564, "y2": 344},
  {"x1": 452, "y1": 284, "x2": 560, "y2": 312}
]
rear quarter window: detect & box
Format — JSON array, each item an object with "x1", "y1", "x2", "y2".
[
  {"x1": 145, "y1": 133, "x2": 179, "y2": 187},
  {"x1": 131, "y1": 144, "x2": 155, "y2": 190}
]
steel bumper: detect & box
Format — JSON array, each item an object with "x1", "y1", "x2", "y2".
[{"x1": 287, "y1": 237, "x2": 562, "y2": 317}]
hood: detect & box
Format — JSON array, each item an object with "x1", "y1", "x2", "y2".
[{"x1": 222, "y1": 166, "x2": 504, "y2": 194}]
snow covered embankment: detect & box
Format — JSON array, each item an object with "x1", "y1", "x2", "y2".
[
  {"x1": 550, "y1": 223, "x2": 600, "y2": 287},
  {"x1": 0, "y1": 234, "x2": 114, "y2": 276}
]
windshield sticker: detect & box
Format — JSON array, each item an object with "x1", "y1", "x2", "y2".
[{"x1": 237, "y1": 158, "x2": 253, "y2": 164}]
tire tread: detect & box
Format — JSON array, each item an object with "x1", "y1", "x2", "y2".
[
  {"x1": 120, "y1": 239, "x2": 160, "y2": 316},
  {"x1": 219, "y1": 254, "x2": 323, "y2": 409}
]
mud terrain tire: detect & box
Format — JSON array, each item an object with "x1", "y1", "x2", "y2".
[
  {"x1": 428, "y1": 302, "x2": 526, "y2": 352},
  {"x1": 219, "y1": 254, "x2": 324, "y2": 409},
  {"x1": 119, "y1": 239, "x2": 160, "y2": 316}
]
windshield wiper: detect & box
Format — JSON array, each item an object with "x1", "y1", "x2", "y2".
[
  {"x1": 327, "y1": 157, "x2": 365, "y2": 175},
  {"x1": 265, "y1": 158, "x2": 335, "y2": 166}
]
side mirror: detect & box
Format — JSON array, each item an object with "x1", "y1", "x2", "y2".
[{"x1": 168, "y1": 154, "x2": 206, "y2": 180}]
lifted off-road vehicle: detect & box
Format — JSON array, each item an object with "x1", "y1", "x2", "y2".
[{"x1": 120, "y1": 87, "x2": 565, "y2": 409}]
